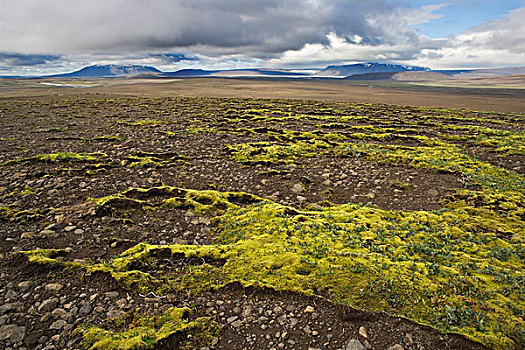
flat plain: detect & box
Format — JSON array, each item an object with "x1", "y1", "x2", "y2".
[{"x1": 0, "y1": 79, "x2": 523, "y2": 350}]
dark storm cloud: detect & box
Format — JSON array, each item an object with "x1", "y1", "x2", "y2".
[
  {"x1": 150, "y1": 53, "x2": 200, "y2": 63},
  {"x1": 0, "y1": 53, "x2": 61, "y2": 66},
  {"x1": 0, "y1": 0, "x2": 427, "y2": 56}
]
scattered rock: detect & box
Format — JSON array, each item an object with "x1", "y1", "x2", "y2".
[
  {"x1": 49, "y1": 320, "x2": 67, "y2": 330},
  {"x1": 359, "y1": 326, "x2": 368, "y2": 338},
  {"x1": 291, "y1": 183, "x2": 303, "y2": 193},
  {"x1": 20, "y1": 231, "x2": 36, "y2": 239},
  {"x1": 38, "y1": 298, "x2": 58, "y2": 313},
  {"x1": 0, "y1": 324, "x2": 26, "y2": 343},
  {"x1": 346, "y1": 338, "x2": 367, "y2": 350},
  {"x1": 388, "y1": 345, "x2": 404, "y2": 350},
  {"x1": 45, "y1": 283, "x2": 63, "y2": 293},
  {"x1": 304, "y1": 305, "x2": 315, "y2": 313}
]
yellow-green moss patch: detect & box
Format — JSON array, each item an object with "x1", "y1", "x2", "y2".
[{"x1": 75, "y1": 307, "x2": 219, "y2": 350}]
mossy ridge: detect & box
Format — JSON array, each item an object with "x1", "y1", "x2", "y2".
[
  {"x1": 75, "y1": 307, "x2": 220, "y2": 350},
  {"x1": 336, "y1": 142, "x2": 524, "y2": 191},
  {"x1": 27, "y1": 185, "x2": 524, "y2": 349},
  {"x1": 89, "y1": 185, "x2": 265, "y2": 216},
  {"x1": 116, "y1": 119, "x2": 169, "y2": 126},
  {"x1": 227, "y1": 135, "x2": 523, "y2": 191},
  {"x1": 227, "y1": 140, "x2": 333, "y2": 164},
  {"x1": 2, "y1": 152, "x2": 108, "y2": 166},
  {"x1": 0, "y1": 206, "x2": 47, "y2": 222}
]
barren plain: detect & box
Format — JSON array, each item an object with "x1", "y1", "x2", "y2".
[{"x1": 0, "y1": 79, "x2": 523, "y2": 350}]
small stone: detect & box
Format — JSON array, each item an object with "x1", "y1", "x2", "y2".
[
  {"x1": 49, "y1": 320, "x2": 67, "y2": 330},
  {"x1": 38, "y1": 335, "x2": 48, "y2": 344},
  {"x1": 20, "y1": 232, "x2": 36, "y2": 239},
  {"x1": 387, "y1": 345, "x2": 404, "y2": 350},
  {"x1": 359, "y1": 326, "x2": 368, "y2": 338},
  {"x1": 51, "y1": 308, "x2": 68, "y2": 319},
  {"x1": 405, "y1": 333, "x2": 413, "y2": 345},
  {"x1": 74, "y1": 229, "x2": 84, "y2": 235},
  {"x1": 226, "y1": 316, "x2": 239, "y2": 324},
  {"x1": 0, "y1": 325, "x2": 26, "y2": 343},
  {"x1": 297, "y1": 195, "x2": 307, "y2": 202},
  {"x1": 107, "y1": 310, "x2": 126, "y2": 319},
  {"x1": 242, "y1": 307, "x2": 252, "y2": 317},
  {"x1": 64, "y1": 226, "x2": 76, "y2": 232},
  {"x1": 40, "y1": 313, "x2": 51, "y2": 323},
  {"x1": 312, "y1": 330, "x2": 319, "y2": 336},
  {"x1": 38, "y1": 298, "x2": 58, "y2": 312},
  {"x1": 231, "y1": 320, "x2": 243, "y2": 328},
  {"x1": 304, "y1": 306, "x2": 315, "y2": 313},
  {"x1": 79, "y1": 303, "x2": 92, "y2": 315},
  {"x1": 105, "y1": 291, "x2": 119, "y2": 299},
  {"x1": 39, "y1": 229, "x2": 55, "y2": 237},
  {"x1": 45, "y1": 283, "x2": 63, "y2": 293},
  {"x1": 291, "y1": 183, "x2": 303, "y2": 194},
  {"x1": 427, "y1": 189, "x2": 439, "y2": 197},
  {"x1": 346, "y1": 339, "x2": 367, "y2": 350}
]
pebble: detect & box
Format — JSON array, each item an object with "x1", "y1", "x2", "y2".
[
  {"x1": 39, "y1": 229, "x2": 55, "y2": 237},
  {"x1": 49, "y1": 320, "x2": 67, "y2": 330},
  {"x1": 0, "y1": 324, "x2": 26, "y2": 343},
  {"x1": 346, "y1": 338, "x2": 367, "y2": 350},
  {"x1": 38, "y1": 298, "x2": 58, "y2": 313},
  {"x1": 387, "y1": 345, "x2": 404, "y2": 350},
  {"x1": 291, "y1": 183, "x2": 303, "y2": 193},
  {"x1": 359, "y1": 326, "x2": 368, "y2": 338},
  {"x1": 304, "y1": 306, "x2": 315, "y2": 313},
  {"x1": 45, "y1": 283, "x2": 63, "y2": 293}
]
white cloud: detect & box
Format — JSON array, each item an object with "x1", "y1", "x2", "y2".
[{"x1": 409, "y1": 7, "x2": 525, "y2": 68}]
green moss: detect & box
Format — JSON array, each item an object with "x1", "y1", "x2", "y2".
[
  {"x1": 76, "y1": 307, "x2": 220, "y2": 350},
  {"x1": 3, "y1": 152, "x2": 108, "y2": 165},
  {"x1": 33, "y1": 182, "x2": 523, "y2": 349},
  {"x1": 117, "y1": 119, "x2": 168, "y2": 126},
  {"x1": 227, "y1": 140, "x2": 332, "y2": 164},
  {"x1": 36, "y1": 127, "x2": 69, "y2": 133},
  {"x1": 0, "y1": 206, "x2": 46, "y2": 222}
]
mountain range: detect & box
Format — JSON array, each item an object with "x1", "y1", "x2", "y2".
[
  {"x1": 315, "y1": 62, "x2": 429, "y2": 77},
  {"x1": 3, "y1": 63, "x2": 524, "y2": 79}
]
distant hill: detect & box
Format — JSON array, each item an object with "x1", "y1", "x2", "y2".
[
  {"x1": 50, "y1": 65, "x2": 161, "y2": 78},
  {"x1": 163, "y1": 68, "x2": 308, "y2": 77},
  {"x1": 346, "y1": 71, "x2": 450, "y2": 81},
  {"x1": 439, "y1": 66, "x2": 525, "y2": 78},
  {"x1": 316, "y1": 62, "x2": 429, "y2": 77}
]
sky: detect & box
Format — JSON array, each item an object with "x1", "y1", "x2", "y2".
[{"x1": 0, "y1": 0, "x2": 524, "y2": 76}]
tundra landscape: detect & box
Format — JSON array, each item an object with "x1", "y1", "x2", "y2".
[
  {"x1": 0, "y1": 78, "x2": 523, "y2": 350},
  {"x1": 1, "y1": 1, "x2": 525, "y2": 349}
]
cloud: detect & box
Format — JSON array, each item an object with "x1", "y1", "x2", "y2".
[
  {"x1": 0, "y1": 1, "x2": 523, "y2": 73},
  {"x1": 0, "y1": 53, "x2": 61, "y2": 66},
  {"x1": 151, "y1": 53, "x2": 200, "y2": 63},
  {"x1": 0, "y1": 0, "x2": 435, "y2": 57},
  {"x1": 410, "y1": 7, "x2": 525, "y2": 68}
]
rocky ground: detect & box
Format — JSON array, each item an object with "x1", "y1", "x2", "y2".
[{"x1": 0, "y1": 95, "x2": 523, "y2": 350}]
